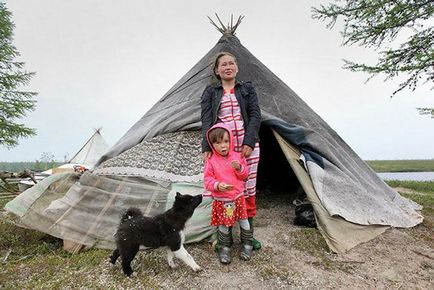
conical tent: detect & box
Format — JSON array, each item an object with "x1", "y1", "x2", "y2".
[
  {"x1": 69, "y1": 128, "x2": 110, "y2": 168},
  {"x1": 18, "y1": 128, "x2": 110, "y2": 191},
  {"x1": 38, "y1": 128, "x2": 110, "y2": 176},
  {"x1": 5, "y1": 23, "x2": 422, "y2": 253}
]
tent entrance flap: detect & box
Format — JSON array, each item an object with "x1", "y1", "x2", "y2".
[{"x1": 271, "y1": 130, "x2": 389, "y2": 253}]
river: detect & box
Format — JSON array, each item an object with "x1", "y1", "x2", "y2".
[{"x1": 377, "y1": 171, "x2": 434, "y2": 182}]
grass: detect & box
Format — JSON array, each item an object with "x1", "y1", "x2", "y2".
[
  {"x1": 290, "y1": 228, "x2": 336, "y2": 271},
  {"x1": 385, "y1": 180, "x2": 434, "y2": 223},
  {"x1": 1, "y1": 179, "x2": 433, "y2": 288},
  {"x1": 1, "y1": 248, "x2": 109, "y2": 289},
  {"x1": 257, "y1": 263, "x2": 299, "y2": 285},
  {"x1": 384, "y1": 180, "x2": 434, "y2": 248},
  {"x1": 291, "y1": 228, "x2": 329, "y2": 257},
  {"x1": 385, "y1": 180, "x2": 434, "y2": 195},
  {"x1": 0, "y1": 207, "x2": 161, "y2": 288},
  {"x1": 0, "y1": 196, "x2": 104, "y2": 288},
  {"x1": 366, "y1": 159, "x2": 434, "y2": 172}
]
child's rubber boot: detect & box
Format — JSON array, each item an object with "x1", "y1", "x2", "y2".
[
  {"x1": 214, "y1": 227, "x2": 234, "y2": 252},
  {"x1": 248, "y1": 217, "x2": 262, "y2": 250},
  {"x1": 217, "y1": 228, "x2": 232, "y2": 264},
  {"x1": 240, "y1": 227, "x2": 253, "y2": 261},
  {"x1": 214, "y1": 227, "x2": 233, "y2": 252}
]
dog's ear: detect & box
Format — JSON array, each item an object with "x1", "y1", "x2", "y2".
[{"x1": 175, "y1": 192, "x2": 182, "y2": 199}]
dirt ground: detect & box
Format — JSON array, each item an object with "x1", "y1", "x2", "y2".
[
  {"x1": 1, "y1": 190, "x2": 433, "y2": 289},
  {"x1": 98, "y1": 193, "x2": 433, "y2": 289}
]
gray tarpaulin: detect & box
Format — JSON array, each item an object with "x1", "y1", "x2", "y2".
[{"x1": 5, "y1": 172, "x2": 214, "y2": 249}]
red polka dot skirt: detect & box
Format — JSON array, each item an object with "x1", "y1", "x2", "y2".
[{"x1": 211, "y1": 195, "x2": 248, "y2": 227}]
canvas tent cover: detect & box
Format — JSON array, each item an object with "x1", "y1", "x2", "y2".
[
  {"x1": 68, "y1": 128, "x2": 110, "y2": 168},
  {"x1": 40, "y1": 128, "x2": 110, "y2": 176},
  {"x1": 18, "y1": 129, "x2": 110, "y2": 191},
  {"x1": 5, "y1": 32, "x2": 422, "y2": 253}
]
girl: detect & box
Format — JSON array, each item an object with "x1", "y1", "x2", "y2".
[
  {"x1": 201, "y1": 51, "x2": 262, "y2": 250},
  {"x1": 204, "y1": 123, "x2": 253, "y2": 263}
]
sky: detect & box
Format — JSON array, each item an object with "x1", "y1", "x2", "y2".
[{"x1": 0, "y1": 0, "x2": 433, "y2": 162}]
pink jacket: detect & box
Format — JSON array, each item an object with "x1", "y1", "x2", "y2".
[{"x1": 203, "y1": 123, "x2": 248, "y2": 201}]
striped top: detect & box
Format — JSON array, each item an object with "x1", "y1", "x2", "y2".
[
  {"x1": 216, "y1": 88, "x2": 260, "y2": 197},
  {"x1": 217, "y1": 88, "x2": 245, "y2": 153}
]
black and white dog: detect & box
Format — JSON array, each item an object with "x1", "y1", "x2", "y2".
[{"x1": 110, "y1": 192, "x2": 203, "y2": 276}]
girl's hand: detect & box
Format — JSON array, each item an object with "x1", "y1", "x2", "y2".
[
  {"x1": 241, "y1": 145, "x2": 253, "y2": 157},
  {"x1": 218, "y1": 183, "x2": 234, "y2": 192},
  {"x1": 231, "y1": 160, "x2": 241, "y2": 171},
  {"x1": 202, "y1": 151, "x2": 212, "y2": 161}
]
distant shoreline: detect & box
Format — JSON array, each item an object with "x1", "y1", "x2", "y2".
[{"x1": 365, "y1": 159, "x2": 434, "y2": 173}]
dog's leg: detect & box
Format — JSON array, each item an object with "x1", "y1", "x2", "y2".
[
  {"x1": 172, "y1": 245, "x2": 201, "y2": 272},
  {"x1": 180, "y1": 230, "x2": 186, "y2": 244},
  {"x1": 120, "y1": 244, "x2": 139, "y2": 277},
  {"x1": 110, "y1": 248, "x2": 120, "y2": 264},
  {"x1": 167, "y1": 248, "x2": 176, "y2": 269}
]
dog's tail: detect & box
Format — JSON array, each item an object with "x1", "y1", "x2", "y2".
[{"x1": 120, "y1": 207, "x2": 143, "y2": 223}]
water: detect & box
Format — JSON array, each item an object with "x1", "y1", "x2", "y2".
[{"x1": 377, "y1": 171, "x2": 434, "y2": 182}]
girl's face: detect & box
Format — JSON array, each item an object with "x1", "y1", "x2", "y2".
[
  {"x1": 212, "y1": 132, "x2": 230, "y2": 156},
  {"x1": 215, "y1": 55, "x2": 238, "y2": 81}
]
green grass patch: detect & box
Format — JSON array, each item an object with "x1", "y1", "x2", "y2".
[
  {"x1": 1, "y1": 197, "x2": 63, "y2": 262},
  {"x1": 0, "y1": 195, "x2": 14, "y2": 209},
  {"x1": 290, "y1": 228, "x2": 336, "y2": 270},
  {"x1": 254, "y1": 247, "x2": 299, "y2": 283},
  {"x1": 291, "y1": 228, "x2": 329, "y2": 255},
  {"x1": 0, "y1": 194, "x2": 105, "y2": 288},
  {"x1": 385, "y1": 180, "x2": 434, "y2": 194},
  {"x1": 366, "y1": 159, "x2": 434, "y2": 172},
  {"x1": 400, "y1": 190, "x2": 434, "y2": 221},
  {"x1": 0, "y1": 248, "x2": 110, "y2": 289},
  {"x1": 257, "y1": 263, "x2": 298, "y2": 283},
  {"x1": 388, "y1": 182, "x2": 434, "y2": 248}
]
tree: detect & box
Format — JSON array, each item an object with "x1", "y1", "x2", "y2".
[
  {"x1": 0, "y1": 2, "x2": 37, "y2": 147},
  {"x1": 33, "y1": 152, "x2": 58, "y2": 171},
  {"x1": 417, "y1": 107, "x2": 434, "y2": 118},
  {"x1": 312, "y1": 0, "x2": 434, "y2": 117}
]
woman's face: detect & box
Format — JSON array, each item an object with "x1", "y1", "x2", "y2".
[{"x1": 215, "y1": 55, "x2": 238, "y2": 81}]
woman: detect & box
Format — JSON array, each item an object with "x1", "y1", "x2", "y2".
[{"x1": 201, "y1": 51, "x2": 262, "y2": 250}]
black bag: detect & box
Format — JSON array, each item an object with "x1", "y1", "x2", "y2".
[{"x1": 293, "y1": 199, "x2": 316, "y2": 228}]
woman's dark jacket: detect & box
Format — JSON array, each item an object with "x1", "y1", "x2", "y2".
[{"x1": 201, "y1": 80, "x2": 261, "y2": 153}]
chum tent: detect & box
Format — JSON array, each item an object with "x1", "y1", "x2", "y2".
[
  {"x1": 41, "y1": 128, "x2": 110, "y2": 175},
  {"x1": 17, "y1": 128, "x2": 110, "y2": 191},
  {"x1": 5, "y1": 19, "x2": 422, "y2": 253},
  {"x1": 68, "y1": 127, "x2": 110, "y2": 169}
]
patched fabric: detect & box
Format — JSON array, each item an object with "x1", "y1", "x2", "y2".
[{"x1": 94, "y1": 131, "x2": 203, "y2": 182}]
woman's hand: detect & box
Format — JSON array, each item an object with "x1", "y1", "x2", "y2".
[
  {"x1": 241, "y1": 145, "x2": 253, "y2": 158},
  {"x1": 202, "y1": 151, "x2": 212, "y2": 161}
]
